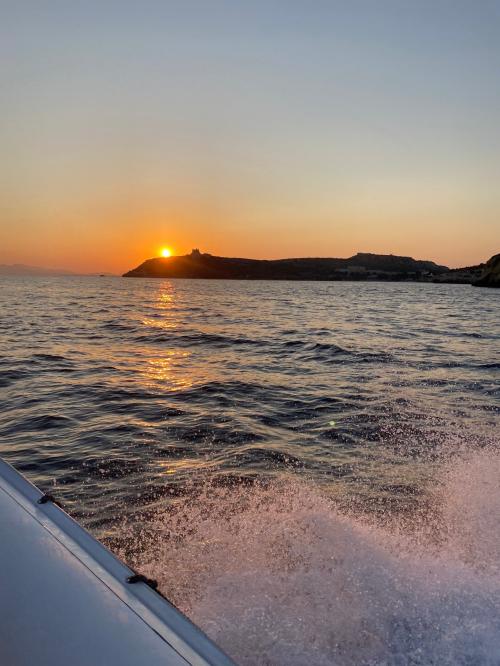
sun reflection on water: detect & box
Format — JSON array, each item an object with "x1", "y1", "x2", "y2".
[
  {"x1": 143, "y1": 352, "x2": 193, "y2": 390},
  {"x1": 157, "y1": 284, "x2": 175, "y2": 308},
  {"x1": 142, "y1": 283, "x2": 179, "y2": 329},
  {"x1": 158, "y1": 458, "x2": 219, "y2": 476},
  {"x1": 142, "y1": 317, "x2": 179, "y2": 330}
]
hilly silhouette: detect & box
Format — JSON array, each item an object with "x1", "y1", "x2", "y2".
[
  {"x1": 473, "y1": 253, "x2": 500, "y2": 288},
  {"x1": 123, "y1": 249, "x2": 450, "y2": 281}
]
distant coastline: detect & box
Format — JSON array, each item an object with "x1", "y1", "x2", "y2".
[
  {"x1": 0, "y1": 264, "x2": 116, "y2": 277},
  {"x1": 123, "y1": 249, "x2": 499, "y2": 286},
  {"x1": 0, "y1": 263, "x2": 77, "y2": 277}
]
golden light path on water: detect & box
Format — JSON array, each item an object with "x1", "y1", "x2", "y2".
[{"x1": 141, "y1": 284, "x2": 193, "y2": 391}]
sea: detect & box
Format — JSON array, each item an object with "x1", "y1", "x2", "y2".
[{"x1": 0, "y1": 276, "x2": 499, "y2": 665}]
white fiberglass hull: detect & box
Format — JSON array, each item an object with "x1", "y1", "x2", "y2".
[{"x1": 0, "y1": 458, "x2": 234, "y2": 666}]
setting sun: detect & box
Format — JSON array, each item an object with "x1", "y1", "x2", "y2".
[{"x1": 160, "y1": 247, "x2": 172, "y2": 258}]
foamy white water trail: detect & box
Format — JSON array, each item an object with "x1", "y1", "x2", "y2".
[{"x1": 132, "y1": 449, "x2": 500, "y2": 666}]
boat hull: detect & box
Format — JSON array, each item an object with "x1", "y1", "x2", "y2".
[{"x1": 0, "y1": 458, "x2": 233, "y2": 666}]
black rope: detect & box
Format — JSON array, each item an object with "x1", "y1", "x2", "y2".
[
  {"x1": 37, "y1": 493, "x2": 63, "y2": 508},
  {"x1": 126, "y1": 573, "x2": 159, "y2": 590}
]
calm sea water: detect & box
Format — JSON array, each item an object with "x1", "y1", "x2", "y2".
[{"x1": 1, "y1": 276, "x2": 499, "y2": 664}]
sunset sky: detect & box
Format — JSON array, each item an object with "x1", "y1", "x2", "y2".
[{"x1": 1, "y1": 1, "x2": 500, "y2": 273}]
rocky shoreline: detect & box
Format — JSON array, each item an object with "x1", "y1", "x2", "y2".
[
  {"x1": 472, "y1": 253, "x2": 500, "y2": 288},
  {"x1": 124, "y1": 250, "x2": 499, "y2": 287}
]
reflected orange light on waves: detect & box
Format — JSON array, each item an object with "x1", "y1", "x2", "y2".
[{"x1": 144, "y1": 352, "x2": 193, "y2": 391}]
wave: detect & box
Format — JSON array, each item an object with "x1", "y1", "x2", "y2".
[
  {"x1": 31, "y1": 353, "x2": 69, "y2": 362},
  {"x1": 273, "y1": 339, "x2": 391, "y2": 364},
  {"x1": 134, "y1": 331, "x2": 263, "y2": 347},
  {"x1": 120, "y1": 322, "x2": 393, "y2": 365},
  {"x1": 0, "y1": 369, "x2": 28, "y2": 387},
  {"x1": 127, "y1": 449, "x2": 500, "y2": 665},
  {"x1": 0, "y1": 414, "x2": 74, "y2": 435}
]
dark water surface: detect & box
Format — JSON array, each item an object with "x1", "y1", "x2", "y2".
[{"x1": 1, "y1": 277, "x2": 499, "y2": 664}]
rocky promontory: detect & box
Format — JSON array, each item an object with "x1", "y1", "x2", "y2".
[
  {"x1": 473, "y1": 253, "x2": 500, "y2": 288},
  {"x1": 123, "y1": 249, "x2": 450, "y2": 281}
]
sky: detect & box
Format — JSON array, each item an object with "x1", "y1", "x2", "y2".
[{"x1": 1, "y1": 1, "x2": 500, "y2": 273}]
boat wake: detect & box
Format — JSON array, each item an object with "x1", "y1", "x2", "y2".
[{"x1": 128, "y1": 449, "x2": 500, "y2": 665}]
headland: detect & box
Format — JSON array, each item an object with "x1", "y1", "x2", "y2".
[{"x1": 123, "y1": 249, "x2": 499, "y2": 286}]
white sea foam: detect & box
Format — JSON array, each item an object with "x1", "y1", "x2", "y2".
[{"x1": 134, "y1": 450, "x2": 500, "y2": 665}]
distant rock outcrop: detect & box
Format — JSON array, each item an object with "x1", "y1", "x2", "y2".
[
  {"x1": 432, "y1": 263, "x2": 485, "y2": 284},
  {"x1": 473, "y1": 253, "x2": 500, "y2": 288},
  {"x1": 123, "y1": 249, "x2": 450, "y2": 281},
  {"x1": 0, "y1": 264, "x2": 77, "y2": 277}
]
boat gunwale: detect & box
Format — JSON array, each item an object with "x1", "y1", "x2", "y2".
[{"x1": 0, "y1": 457, "x2": 234, "y2": 666}]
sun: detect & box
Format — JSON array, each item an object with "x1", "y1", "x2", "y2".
[{"x1": 160, "y1": 247, "x2": 172, "y2": 258}]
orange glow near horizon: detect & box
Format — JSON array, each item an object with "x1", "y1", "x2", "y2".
[
  {"x1": 2, "y1": 4, "x2": 500, "y2": 275},
  {"x1": 0, "y1": 201, "x2": 495, "y2": 272}
]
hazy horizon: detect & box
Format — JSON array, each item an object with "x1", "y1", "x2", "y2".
[
  {"x1": 0, "y1": 245, "x2": 492, "y2": 276},
  {"x1": 2, "y1": 2, "x2": 500, "y2": 273}
]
